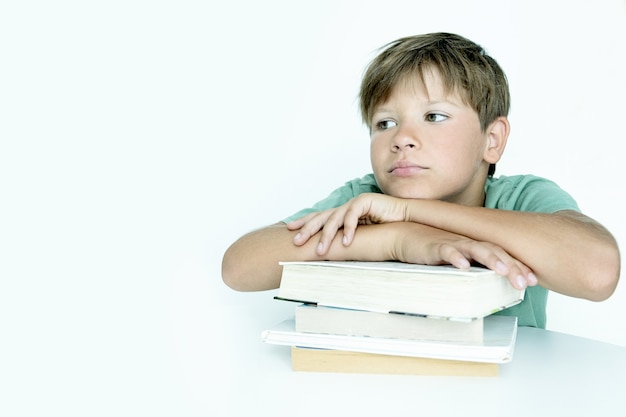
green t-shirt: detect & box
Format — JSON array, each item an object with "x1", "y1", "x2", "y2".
[{"x1": 282, "y1": 174, "x2": 580, "y2": 328}]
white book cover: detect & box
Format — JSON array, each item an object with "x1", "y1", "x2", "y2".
[{"x1": 262, "y1": 314, "x2": 518, "y2": 364}]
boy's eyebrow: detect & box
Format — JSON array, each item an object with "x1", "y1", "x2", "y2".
[
  {"x1": 373, "y1": 98, "x2": 463, "y2": 113},
  {"x1": 423, "y1": 92, "x2": 467, "y2": 105},
  {"x1": 426, "y1": 99, "x2": 463, "y2": 108},
  {"x1": 372, "y1": 105, "x2": 393, "y2": 115}
]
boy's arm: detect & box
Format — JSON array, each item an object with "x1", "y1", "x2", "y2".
[
  {"x1": 221, "y1": 223, "x2": 308, "y2": 291},
  {"x1": 222, "y1": 220, "x2": 535, "y2": 292},
  {"x1": 293, "y1": 195, "x2": 620, "y2": 301},
  {"x1": 409, "y1": 200, "x2": 620, "y2": 301}
]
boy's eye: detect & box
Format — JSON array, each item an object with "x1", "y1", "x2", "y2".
[
  {"x1": 376, "y1": 119, "x2": 397, "y2": 130},
  {"x1": 426, "y1": 113, "x2": 447, "y2": 122}
]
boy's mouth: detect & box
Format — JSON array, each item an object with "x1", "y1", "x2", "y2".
[{"x1": 389, "y1": 161, "x2": 426, "y2": 176}]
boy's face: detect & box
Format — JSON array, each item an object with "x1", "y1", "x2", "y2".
[{"x1": 369, "y1": 69, "x2": 496, "y2": 206}]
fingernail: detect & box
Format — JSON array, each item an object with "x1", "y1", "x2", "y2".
[
  {"x1": 317, "y1": 242, "x2": 324, "y2": 254},
  {"x1": 527, "y1": 273, "x2": 538, "y2": 286},
  {"x1": 495, "y1": 261, "x2": 509, "y2": 275},
  {"x1": 294, "y1": 233, "x2": 301, "y2": 242},
  {"x1": 515, "y1": 275, "x2": 527, "y2": 290},
  {"x1": 342, "y1": 235, "x2": 349, "y2": 245}
]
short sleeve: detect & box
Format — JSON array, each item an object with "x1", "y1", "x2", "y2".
[
  {"x1": 484, "y1": 175, "x2": 580, "y2": 213},
  {"x1": 281, "y1": 174, "x2": 382, "y2": 223}
]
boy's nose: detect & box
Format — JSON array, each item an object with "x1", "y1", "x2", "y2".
[
  {"x1": 391, "y1": 125, "x2": 421, "y2": 151},
  {"x1": 392, "y1": 142, "x2": 417, "y2": 151}
]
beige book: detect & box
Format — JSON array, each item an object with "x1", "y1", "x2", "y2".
[{"x1": 291, "y1": 346, "x2": 499, "y2": 377}]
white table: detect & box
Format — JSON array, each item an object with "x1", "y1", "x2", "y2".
[
  {"x1": 207, "y1": 305, "x2": 626, "y2": 417},
  {"x1": 4, "y1": 297, "x2": 623, "y2": 417}
]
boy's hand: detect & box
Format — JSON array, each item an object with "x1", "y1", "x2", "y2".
[
  {"x1": 396, "y1": 226, "x2": 538, "y2": 291},
  {"x1": 288, "y1": 193, "x2": 407, "y2": 253},
  {"x1": 287, "y1": 195, "x2": 537, "y2": 291}
]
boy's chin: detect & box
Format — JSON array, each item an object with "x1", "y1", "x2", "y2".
[{"x1": 384, "y1": 186, "x2": 435, "y2": 200}]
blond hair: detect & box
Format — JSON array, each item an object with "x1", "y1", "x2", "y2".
[{"x1": 360, "y1": 32, "x2": 510, "y2": 133}]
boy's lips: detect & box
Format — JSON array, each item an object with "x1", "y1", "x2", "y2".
[{"x1": 389, "y1": 161, "x2": 426, "y2": 177}]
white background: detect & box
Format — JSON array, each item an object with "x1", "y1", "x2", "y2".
[{"x1": 1, "y1": 0, "x2": 625, "y2": 415}]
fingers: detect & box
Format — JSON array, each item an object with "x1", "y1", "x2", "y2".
[
  {"x1": 289, "y1": 210, "x2": 347, "y2": 254},
  {"x1": 288, "y1": 212, "x2": 327, "y2": 246},
  {"x1": 286, "y1": 217, "x2": 306, "y2": 230},
  {"x1": 288, "y1": 204, "x2": 364, "y2": 254},
  {"x1": 316, "y1": 207, "x2": 353, "y2": 255},
  {"x1": 480, "y1": 252, "x2": 537, "y2": 290},
  {"x1": 289, "y1": 194, "x2": 397, "y2": 254},
  {"x1": 341, "y1": 204, "x2": 365, "y2": 246},
  {"x1": 439, "y1": 241, "x2": 537, "y2": 291}
]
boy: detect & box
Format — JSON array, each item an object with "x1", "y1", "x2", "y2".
[{"x1": 221, "y1": 32, "x2": 620, "y2": 328}]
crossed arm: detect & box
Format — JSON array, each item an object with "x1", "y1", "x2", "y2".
[{"x1": 221, "y1": 194, "x2": 620, "y2": 300}]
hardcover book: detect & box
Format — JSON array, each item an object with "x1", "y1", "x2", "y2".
[
  {"x1": 294, "y1": 303, "x2": 483, "y2": 343},
  {"x1": 277, "y1": 261, "x2": 524, "y2": 320},
  {"x1": 262, "y1": 314, "x2": 518, "y2": 364},
  {"x1": 290, "y1": 346, "x2": 500, "y2": 376}
]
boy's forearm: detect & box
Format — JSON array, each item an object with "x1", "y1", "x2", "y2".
[
  {"x1": 222, "y1": 222, "x2": 408, "y2": 291},
  {"x1": 405, "y1": 199, "x2": 620, "y2": 300},
  {"x1": 222, "y1": 223, "x2": 300, "y2": 291}
]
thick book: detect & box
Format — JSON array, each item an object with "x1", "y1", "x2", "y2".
[
  {"x1": 291, "y1": 346, "x2": 499, "y2": 377},
  {"x1": 262, "y1": 314, "x2": 518, "y2": 364},
  {"x1": 277, "y1": 261, "x2": 524, "y2": 319},
  {"x1": 295, "y1": 304, "x2": 483, "y2": 343}
]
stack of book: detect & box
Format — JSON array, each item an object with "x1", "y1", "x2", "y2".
[{"x1": 261, "y1": 261, "x2": 525, "y2": 377}]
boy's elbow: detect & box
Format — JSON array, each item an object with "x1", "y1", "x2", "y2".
[
  {"x1": 586, "y1": 275, "x2": 619, "y2": 302},
  {"x1": 584, "y1": 245, "x2": 621, "y2": 302},
  {"x1": 221, "y1": 249, "x2": 247, "y2": 291},
  {"x1": 221, "y1": 267, "x2": 240, "y2": 291},
  {"x1": 222, "y1": 263, "x2": 250, "y2": 292},
  {"x1": 586, "y1": 274, "x2": 619, "y2": 302},
  {"x1": 221, "y1": 246, "x2": 278, "y2": 292}
]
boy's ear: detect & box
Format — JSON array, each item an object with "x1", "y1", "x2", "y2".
[{"x1": 483, "y1": 117, "x2": 509, "y2": 164}]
